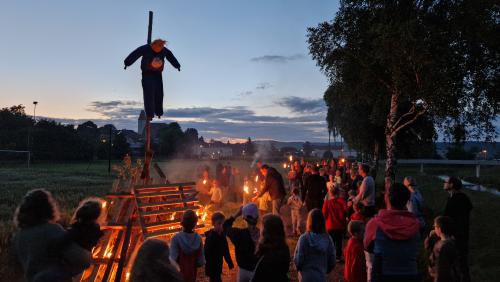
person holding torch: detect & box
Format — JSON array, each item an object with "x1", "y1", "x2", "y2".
[{"x1": 252, "y1": 165, "x2": 286, "y2": 215}]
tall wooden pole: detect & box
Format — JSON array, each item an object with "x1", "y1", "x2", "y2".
[{"x1": 142, "y1": 11, "x2": 154, "y2": 185}]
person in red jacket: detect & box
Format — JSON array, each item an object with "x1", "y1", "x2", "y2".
[
  {"x1": 322, "y1": 187, "x2": 347, "y2": 261},
  {"x1": 344, "y1": 220, "x2": 367, "y2": 282}
]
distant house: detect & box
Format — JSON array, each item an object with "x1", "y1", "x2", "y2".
[{"x1": 194, "y1": 146, "x2": 233, "y2": 159}]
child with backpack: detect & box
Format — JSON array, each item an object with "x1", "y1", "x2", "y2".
[{"x1": 170, "y1": 210, "x2": 205, "y2": 282}]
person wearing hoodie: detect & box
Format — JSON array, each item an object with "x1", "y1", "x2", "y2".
[
  {"x1": 364, "y1": 182, "x2": 420, "y2": 282},
  {"x1": 294, "y1": 209, "x2": 336, "y2": 282},
  {"x1": 223, "y1": 204, "x2": 260, "y2": 282},
  {"x1": 169, "y1": 210, "x2": 205, "y2": 282},
  {"x1": 322, "y1": 187, "x2": 347, "y2": 261}
]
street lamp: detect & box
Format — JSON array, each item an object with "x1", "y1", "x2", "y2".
[{"x1": 33, "y1": 101, "x2": 38, "y2": 122}]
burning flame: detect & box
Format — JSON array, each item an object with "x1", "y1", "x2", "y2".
[
  {"x1": 101, "y1": 201, "x2": 107, "y2": 209},
  {"x1": 203, "y1": 179, "x2": 207, "y2": 185},
  {"x1": 283, "y1": 163, "x2": 287, "y2": 169},
  {"x1": 196, "y1": 206, "x2": 209, "y2": 223},
  {"x1": 289, "y1": 155, "x2": 293, "y2": 162},
  {"x1": 170, "y1": 212, "x2": 176, "y2": 221},
  {"x1": 243, "y1": 185, "x2": 249, "y2": 194},
  {"x1": 126, "y1": 272, "x2": 130, "y2": 281},
  {"x1": 255, "y1": 175, "x2": 259, "y2": 182}
]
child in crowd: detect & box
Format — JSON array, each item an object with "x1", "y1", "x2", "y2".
[
  {"x1": 325, "y1": 175, "x2": 336, "y2": 201},
  {"x1": 223, "y1": 204, "x2": 260, "y2": 282},
  {"x1": 350, "y1": 202, "x2": 367, "y2": 223},
  {"x1": 130, "y1": 238, "x2": 183, "y2": 282},
  {"x1": 169, "y1": 210, "x2": 205, "y2": 282},
  {"x1": 426, "y1": 216, "x2": 461, "y2": 282},
  {"x1": 344, "y1": 220, "x2": 366, "y2": 282},
  {"x1": 252, "y1": 214, "x2": 290, "y2": 282},
  {"x1": 66, "y1": 198, "x2": 104, "y2": 251},
  {"x1": 294, "y1": 209, "x2": 336, "y2": 282},
  {"x1": 322, "y1": 187, "x2": 347, "y2": 262},
  {"x1": 209, "y1": 180, "x2": 223, "y2": 207},
  {"x1": 287, "y1": 188, "x2": 303, "y2": 236},
  {"x1": 334, "y1": 169, "x2": 343, "y2": 185},
  {"x1": 204, "y1": 212, "x2": 234, "y2": 282}
]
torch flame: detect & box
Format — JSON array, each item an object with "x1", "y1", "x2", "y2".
[
  {"x1": 243, "y1": 185, "x2": 249, "y2": 194},
  {"x1": 203, "y1": 179, "x2": 207, "y2": 185},
  {"x1": 283, "y1": 163, "x2": 287, "y2": 169},
  {"x1": 101, "y1": 201, "x2": 107, "y2": 209},
  {"x1": 255, "y1": 175, "x2": 259, "y2": 182},
  {"x1": 289, "y1": 155, "x2": 293, "y2": 162}
]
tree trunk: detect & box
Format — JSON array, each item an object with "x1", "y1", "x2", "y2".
[
  {"x1": 385, "y1": 90, "x2": 399, "y2": 179},
  {"x1": 372, "y1": 141, "x2": 380, "y2": 180}
]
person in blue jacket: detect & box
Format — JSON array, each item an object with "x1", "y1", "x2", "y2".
[{"x1": 124, "y1": 39, "x2": 180, "y2": 120}]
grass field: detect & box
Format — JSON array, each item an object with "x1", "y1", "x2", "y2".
[{"x1": 0, "y1": 160, "x2": 499, "y2": 281}]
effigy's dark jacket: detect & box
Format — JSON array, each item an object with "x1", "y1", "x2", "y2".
[{"x1": 124, "y1": 45, "x2": 180, "y2": 75}]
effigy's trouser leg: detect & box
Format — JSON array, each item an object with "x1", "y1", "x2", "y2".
[
  {"x1": 154, "y1": 76, "x2": 164, "y2": 117},
  {"x1": 142, "y1": 76, "x2": 155, "y2": 118},
  {"x1": 141, "y1": 75, "x2": 164, "y2": 118}
]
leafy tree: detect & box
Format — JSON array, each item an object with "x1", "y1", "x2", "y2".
[
  {"x1": 76, "y1": 121, "x2": 99, "y2": 160},
  {"x1": 113, "y1": 132, "x2": 130, "y2": 159},
  {"x1": 158, "y1": 122, "x2": 185, "y2": 157},
  {"x1": 308, "y1": 0, "x2": 499, "y2": 177},
  {"x1": 303, "y1": 141, "x2": 313, "y2": 157},
  {"x1": 0, "y1": 105, "x2": 33, "y2": 150},
  {"x1": 32, "y1": 120, "x2": 87, "y2": 160}
]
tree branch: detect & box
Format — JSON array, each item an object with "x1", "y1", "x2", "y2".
[
  {"x1": 390, "y1": 103, "x2": 416, "y2": 131},
  {"x1": 390, "y1": 109, "x2": 427, "y2": 138}
]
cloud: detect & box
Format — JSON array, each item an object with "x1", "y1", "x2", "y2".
[
  {"x1": 40, "y1": 100, "x2": 329, "y2": 142},
  {"x1": 276, "y1": 96, "x2": 325, "y2": 114},
  {"x1": 239, "y1": 91, "x2": 253, "y2": 96},
  {"x1": 256, "y1": 82, "x2": 272, "y2": 90},
  {"x1": 250, "y1": 54, "x2": 305, "y2": 63}
]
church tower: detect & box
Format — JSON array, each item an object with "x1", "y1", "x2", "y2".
[{"x1": 138, "y1": 110, "x2": 146, "y2": 134}]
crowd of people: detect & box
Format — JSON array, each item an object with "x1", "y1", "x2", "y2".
[{"x1": 10, "y1": 158, "x2": 473, "y2": 282}]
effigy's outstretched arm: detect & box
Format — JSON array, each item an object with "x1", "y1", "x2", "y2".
[
  {"x1": 124, "y1": 45, "x2": 145, "y2": 69},
  {"x1": 165, "y1": 49, "x2": 181, "y2": 71}
]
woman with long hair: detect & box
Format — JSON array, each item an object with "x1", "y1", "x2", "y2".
[
  {"x1": 12, "y1": 189, "x2": 91, "y2": 282},
  {"x1": 294, "y1": 209, "x2": 336, "y2": 282},
  {"x1": 251, "y1": 214, "x2": 290, "y2": 282},
  {"x1": 130, "y1": 238, "x2": 183, "y2": 282}
]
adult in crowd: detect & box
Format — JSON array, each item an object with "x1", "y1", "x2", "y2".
[
  {"x1": 223, "y1": 204, "x2": 260, "y2": 282},
  {"x1": 12, "y1": 189, "x2": 91, "y2": 282},
  {"x1": 443, "y1": 176, "x2": 472, "y2": 282},
  {"x1": 364, "y1": 183, "x2": 420, "y2": 282},
  {"x1": 130, "y1": 238, "x2": 183, "y2": 282},
  {"x1": 425, "y1": 216, "x2": 461, "y2": 282},
  {"x1": 294, "y1": 209, "x2": 336, "y2": 282},
  {"x1": 348, "y1": 167, "x2": 363, "y2": 193},
  {"x1": 403, "y1": 176, "x2": 426, "y2": 233},
  {"x1": 302, "y1": 165, "x2": 328, "y2": 212},
  {"x1": 251, "y1": 214, "x2": 290, "y2": 282},
  {"x1": 353, "y1": 164, "x2": 376, "y2": 217},
  {"x1": 252, "y1": 165, "x2": 286, "y2": 215}
]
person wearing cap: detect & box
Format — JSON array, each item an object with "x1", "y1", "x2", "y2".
[
  {"x1": 124, "y1": 39, "x2": 181, "y2": 120},
  {"x1": 223, "y1": 204, "x2": 260, "y2": 282}
]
